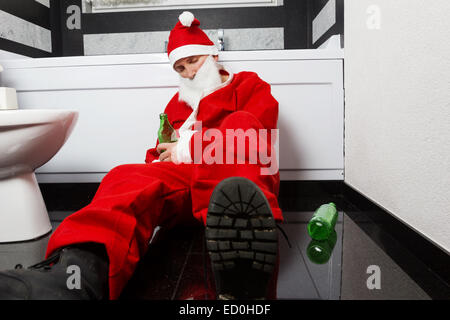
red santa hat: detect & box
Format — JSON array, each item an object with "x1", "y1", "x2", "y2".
[{"x1": 167, "y1": 11, "x2": 219, "y2": 68}]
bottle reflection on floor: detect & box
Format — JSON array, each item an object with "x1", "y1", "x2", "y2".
[{"x1": 307, "y1": 229, "x2": 337, "y2": 264}]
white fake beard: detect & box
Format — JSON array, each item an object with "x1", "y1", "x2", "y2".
[{"x1": 178, "y1": 55, "x2": 223, "y2": 109}]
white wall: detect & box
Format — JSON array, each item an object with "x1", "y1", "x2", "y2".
[
  {"x1": 0, "y1": 49, "x2": 29, "y2": 60},
  {"x1": 344, "y1": 0, "x2": 450, "y2": 252}
]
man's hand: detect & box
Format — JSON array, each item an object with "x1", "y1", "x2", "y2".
[{"x1": 157, "y1": 141, "x2": 178, "y2": 162}]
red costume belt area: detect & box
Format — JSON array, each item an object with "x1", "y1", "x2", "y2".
[{"x1": 46, "y1": 71, "x2": 283, "y2": 300}]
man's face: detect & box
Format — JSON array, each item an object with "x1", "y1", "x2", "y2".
[{"x1": 174, "y1": 55, "x2": 218, "y2": 79}]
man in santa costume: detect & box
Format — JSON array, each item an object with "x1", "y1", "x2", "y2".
[{"x1": 0, "y1": 11, "x2": 283, "y2": 300}]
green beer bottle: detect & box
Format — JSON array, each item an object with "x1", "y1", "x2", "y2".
[
  {"x1": 306, "y1": 229, "x2": 337, "y2": 264},
  {"x1": 307, "y1": 203, "x2": 338, "y2": 240},
  {"x1": 158, "y1": 113, "x2": 177, "y2": 143}
]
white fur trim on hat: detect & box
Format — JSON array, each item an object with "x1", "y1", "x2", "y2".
[
  {"x1": 179, "y1": 11, "x2": 195, "y2": 27},
  {"x1": 169, "y1": 44, "x2": 219, "y2": 67}
]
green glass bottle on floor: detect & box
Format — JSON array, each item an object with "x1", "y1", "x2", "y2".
[
  {"x1": 306, "y1": 229, "x2": 337, "y2": 264},
  {"x1": 158, "y1": 113, "x2": 178, "y2": 143},
  {"x1": 307, "y1": 203, "x2": 338, "y2": 240}
]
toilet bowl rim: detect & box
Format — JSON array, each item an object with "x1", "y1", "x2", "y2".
[{"x1": 0, "y1": 109, "x2": 78, "y2": 127}]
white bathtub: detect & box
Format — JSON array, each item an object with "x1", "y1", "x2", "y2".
[{"x1": 0, "y1": 47, "x2": 344, "y2": 182}]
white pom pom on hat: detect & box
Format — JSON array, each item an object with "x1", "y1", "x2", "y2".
[{"x1": 179, "y1": 11, "x2": 195, "y2": 27}]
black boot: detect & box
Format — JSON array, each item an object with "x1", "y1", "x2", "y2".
[
  {"x1": 0, "y1": 243, "x2": 109, "y2": 300},
  {"x1": 205, "y1": 177, "x2": 278, "y2": 299}
]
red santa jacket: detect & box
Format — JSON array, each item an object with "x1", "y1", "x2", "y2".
[{"x1": 145, "y1": 70, "x2": 282, "y2": 222}]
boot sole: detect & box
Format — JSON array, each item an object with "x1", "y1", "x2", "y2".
[{"x1": 205, "y1": 177, "x2": 278, "y2": 300}]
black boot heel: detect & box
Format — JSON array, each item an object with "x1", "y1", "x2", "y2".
[{"x1": 205, "y1": 177, "x2": 278, "y2": 300}]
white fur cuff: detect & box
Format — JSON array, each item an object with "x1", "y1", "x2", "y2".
[{"x1": 174, "y1": 129, "x2": 197, "y2": 164}]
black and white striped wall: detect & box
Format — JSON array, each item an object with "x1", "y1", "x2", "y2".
[
  {"x1": 0, "y1": 0, "x2": 344, "y2": 58},
  {"x1": 308, "y1": 0, "x2": 344, "y2": 49},
  {"x1": 54, "y1": 0, "x2": 302, "y2": 56},
  {"x1": 51, "y1": 0, "x2": 344, "y2": 57},
  {"x1": 0, "y1": 0, "x2": 54, "y2": 58}
]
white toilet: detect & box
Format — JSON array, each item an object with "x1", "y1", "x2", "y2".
[{"x1": 0, "y1": 88, "x2": 78, "y2": 242}]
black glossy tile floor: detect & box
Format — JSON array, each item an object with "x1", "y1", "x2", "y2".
[
  {"x1": 1, "y1": 208, "x2": 448, "y2": 299},
  {"x1": 0, "y1": 181, "x2": 449, "y2": 300}
]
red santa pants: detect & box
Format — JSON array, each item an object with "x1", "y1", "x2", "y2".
[{"x1": 45, "y1": 111, "x2": 281, "y2": 300}]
